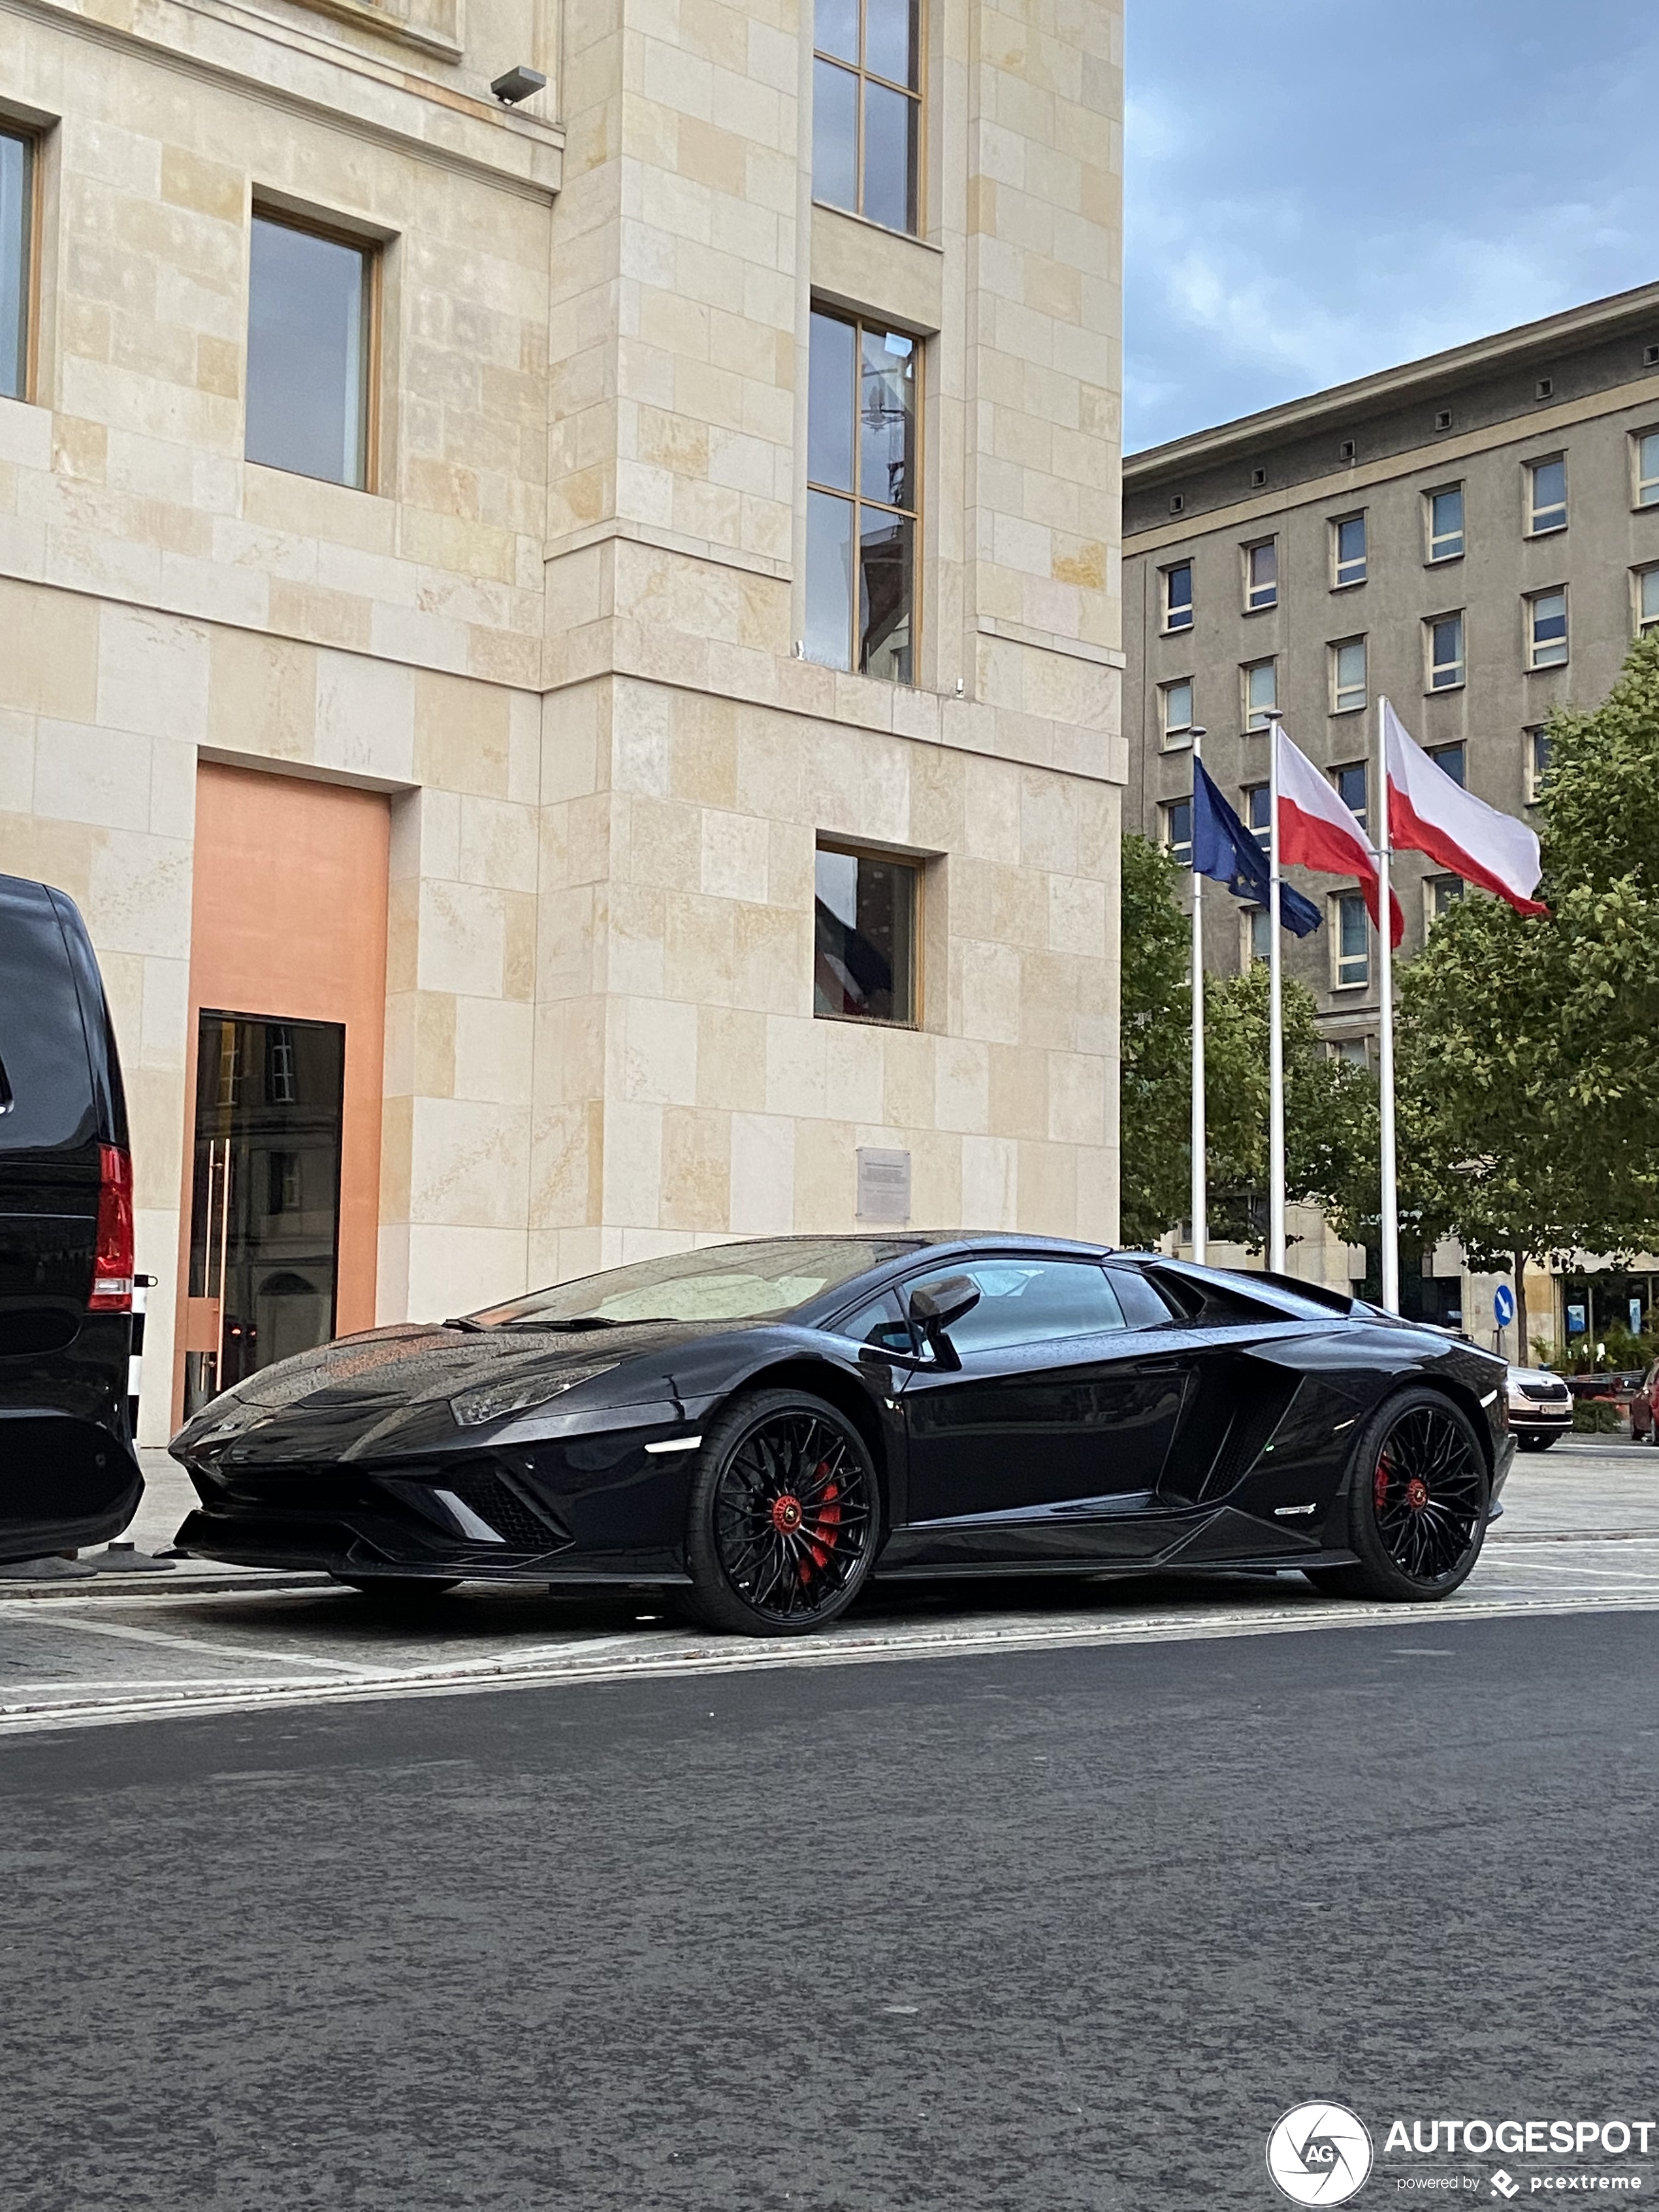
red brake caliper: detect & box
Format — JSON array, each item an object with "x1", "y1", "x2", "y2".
[{"x1": 1374, "y1": 1452, "x2": 1391, "y2": 1514}]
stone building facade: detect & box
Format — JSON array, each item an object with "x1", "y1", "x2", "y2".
[
  {"x1": 1121, "y1": 282, "x2": 1659, "y2": 1347},
  {"x1": 0, "y1": 0, "x2": 1125, "y2": 1437}
]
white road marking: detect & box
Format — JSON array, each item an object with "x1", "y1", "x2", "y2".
[{"x1": 6, "y1": 1612, "x2": 389, "y2": 1676}]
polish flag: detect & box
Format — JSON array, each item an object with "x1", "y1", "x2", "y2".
[
  {"x1": 1274, "y1": 726, "x2": 1405, "y2": 946},
  {"x1": 1383, "y1": 701, "x2": 1547, "y2": 916}
]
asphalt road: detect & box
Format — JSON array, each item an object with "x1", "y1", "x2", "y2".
[{"x1": 5, "y1": 1608, "x2": 1658, "y2": 2212}]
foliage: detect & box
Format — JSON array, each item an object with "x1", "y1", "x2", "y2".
[
  {"x1": 1394, "y1": 632, "x2": 1659, "y2": 1300},
  {"x1": 1117, "y1": 835, "x2": 1379, "y2": 1250},
  {"x1": 1573, "y1": 1399, "x2": 1626, "y2": 1432}
]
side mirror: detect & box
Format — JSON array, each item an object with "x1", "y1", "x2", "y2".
[{"x1": 908, "y1": 1275, "x2": 980, "y2": 1368}]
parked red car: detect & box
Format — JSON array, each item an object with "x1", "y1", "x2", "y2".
[{"x1": 1630, "y1": 1361, "x2": 1659, "y2": 1443}]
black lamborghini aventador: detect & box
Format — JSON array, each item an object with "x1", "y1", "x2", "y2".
[{"x1": 170, "y1": 1234, "x2": 1513, "y2": 1635}]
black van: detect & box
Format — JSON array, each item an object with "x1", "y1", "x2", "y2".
[{"x1": 0, "y1": 873, "x2": 141, "y2": 1561}]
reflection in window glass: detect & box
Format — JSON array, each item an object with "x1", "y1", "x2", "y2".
[
  {"x1": 1528, "y1": 728, "x2": 1551, "y2": 801},
  {"x1": 1428, "y1": 743, "x2": 1466, "y2": 788},
  {"x1": 1334, "y1": 514, "x2": 1366, "y2": 587},
  {"x1": 246, "y1": 215, "x2": 370, "y2": 488},
  {"x1": 1637, "y1": 433, "x2": 1659, "y2": 509},
  {"x1": 812, "y1": 0, "x2": 920, "y2": 232},
  {"x1": 1335, "y1": 891, "x2": 1368, "y2": 987},
  {"x1": 1428, "y1": 485, "x2": 1464, "y2": 561},
  {"x1": 1163, "y1": 798, "x2": 1193, "y2": 867},
  {"x1": 1161, "y1": 679, "x2": 1193, "y2": 739},
  {"x1": 1332, "y1": 762, "x2": 1367, "y2": 826},
  {"x1": 814, "y1": 844, "x2": 918, "y2": 1024},
  {"x1": 805, "y1": 311, "x2": 917, "y2": 681},
  {"x1": 1246, "y1": 784, "x2": 1270, "y2": 851},
  {"x1": 1245, "y1": 658, "x2": 1278, "y2": 728},
  {"x1": 1428, "y1": 612, "x2": 1464, "y2": 690},
  {"x1": 1247, "y1": 906, "x2": 1270, "y2": 965},
  {"x1": 1163, "y1": 561, "x2": 1193, "y2": 630},
  {"x1": 1529, "y1": 588, "x2": 1568, "y2": 667},
  {"x1": 0, "y1": 130, "x2": 30, "y2": 402},
  {"x1": 903, "y1": 1260, "x2": 1126, "y2": 1354},
  {"x1": 1246, "y1": 539, "x2": 1278, "y2": 610},
  {"x1": 1332, "y1": 637, "x2": 1366, "y2": 713},
  {"x1": 1639, "y1": 567, "x2": 1659, "y2": 637},
  {"x1": 1528, "y1": 457, "x2": 1567, "y2": 534},
  {"x1": 481, "y1": 1236, "x2": 912, "y2": 1328}
]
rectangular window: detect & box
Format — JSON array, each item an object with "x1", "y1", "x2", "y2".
[
  {"x1": 1426, "y1": 485, "x2": 1464, "y2": 562},
  {"x1": 1635, "y1": 431, "x2": 1659, "y2": 509},
  {"x1": 1, "y1": 127, "x2": 33, "y2": 402},
  {"x1": 1527, "y1": 587, "x2": 1568, "y2": 669},
  {"x1": 1331, "y1": 1036, "x2": 1369, "y2": 1069},
  {"x1": 1244, "y1": 658, "x2": 1278, "y2": 729},
  {"x1": 1331, "y1": 635, "x2": 1366, "y2": 714},
  {"x1": 1162, "y1": 798, "x2": 1193, "y2": 869},
  {"x1": 1331, "y1": 762, "x2": 1367, "y2": 827},
  {"x1": 1527, "y1": 455, "x2": 1567, "y2": 536},
  {"x1": 1162, "y1": 561, "x2": 1193, "y2": 632},
  {"x1": 1332, "y1": 513, "x2": 1366, "y2": 588},
  {"x1": 1635, "y1": 566, "x2": 1659, "y2": 637},
  {"x1": 1427, "y1": 742, "x2": 1466, "y2": 788},
  {"x1": 1333, "y1": 891, "x2": 1369, "y2": 989},
  {"x1": 1244, "y1": 539, "x2": 1278, "y2": 611},
  {"x1": 1426, "y1": 874, "x2": 1464, "y2": 929},
  {"x1": 1243, "y1": 906, "x2": 1270, "y2": 968},
  {"x1": 805, "y1": 310, "x2": 918, "y2": 682},
  {"x1": 1159, "y1": 679, "x2": 1194, "y2": 744},
  {"x1": 1244, "y1": 782, "x2": 1270, "y2": 852},
  {"x1": 813, "y1": 0, "x2": 920, "y2": 234},
  {"x1": 814, "y1": 842, "x2": 918, "y2": 1025},
  {"x1": 1526, "y1": 727, "x2": 1551, "y2": 803},
  {"x1": 1426, "y1": 612, "x2": 1464, "y2": 691},
  {"x1": 246, "y1": 212, "x2": 372, "y2": 490}
]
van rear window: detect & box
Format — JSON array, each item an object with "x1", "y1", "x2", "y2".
[{"x1": 0, "y1": 883, "x2": 98, "y2": 1152}]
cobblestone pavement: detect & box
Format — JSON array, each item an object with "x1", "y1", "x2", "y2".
[{"x1": 2, "y1": 1437, "x2": 1654, "y2": 1737}]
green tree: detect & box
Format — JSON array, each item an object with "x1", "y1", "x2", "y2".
[
  {"x1": 1118, "y1": 834, "x2": 1379, "y2": 1251},
  {"x1": 1394, "y1": 632, "x2": 1659, "y2": 1351}
]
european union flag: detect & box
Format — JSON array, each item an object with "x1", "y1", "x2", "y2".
[{"x1": 1191, "y1": 757, "x2": 1321, "y2": 936}]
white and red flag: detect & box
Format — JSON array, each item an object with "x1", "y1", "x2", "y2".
[
  {"x1": 1382, "y1": 701, "x2": 1547, "y2": 916},
  {"x1": 1274, "y1": 726, "x2": 1404, "y2": 946}
]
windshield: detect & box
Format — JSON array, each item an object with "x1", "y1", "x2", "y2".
[{"x1": 472, "y1": 1238, "x2": 919, "y2": 1328}]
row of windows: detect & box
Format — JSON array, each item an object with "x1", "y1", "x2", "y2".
[
  {"x1": 3, "y1": 127, "x2": 927, "y2": 684},
  {"x1": 1157, "y1": 449, "x2": 1659, "y2": 633},
  {"x1": 1156, "y1": 571, "x2": 1658, "y2": 745}
]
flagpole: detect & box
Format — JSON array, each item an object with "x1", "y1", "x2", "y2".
[
  {"x1": 1283, "y1": 716, "x2": 1291, "y2": 1274},
  {"x1": 1376, "y1": 696, "x2": 1400, "y2": 1312},
  {"x1": 1189, "y1": 730, "x2": 1207, "y2": 1266}
]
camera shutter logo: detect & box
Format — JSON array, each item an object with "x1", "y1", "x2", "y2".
[{"x1": 1265, "y1": 2103, "x2": 1374, "y2": 2204}]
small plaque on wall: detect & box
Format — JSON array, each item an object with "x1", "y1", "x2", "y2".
[{"x1": 856, "y1": 1147, "x2": 911, "y2": 1224}]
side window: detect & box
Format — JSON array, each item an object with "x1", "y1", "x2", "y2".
[
  {"x1": 0, "y1": 890, "x2": 99, "y2": 1153},
  {"x1": 903, "y1": 1259, "x2": 1127, "y2": 1354},
  {"x1": 1104, "y1": 1266, "x2": 1182, "y2": 1328},
  {"x1": 833, "y1": 1290, "x2": 915, "y2": 1356}
]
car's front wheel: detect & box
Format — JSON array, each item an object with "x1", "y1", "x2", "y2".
[
  {"x1": 682, "y1": 1389, "x2": 879, "y2": 1636},
  {"x1": 1304, "y1": 1386, "x2": 1490, "y2": 1603}
]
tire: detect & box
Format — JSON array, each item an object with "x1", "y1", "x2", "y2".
[
  {"x1": 682, "y1": 1388, "x2": 880, "y2": 1636},
  {"x1": 332, "y1": 1575, "x2": 461, "y2": 1600},
  {"x1": 1302, "y1": 1386, "x2": 1490, "y2": 1603}
]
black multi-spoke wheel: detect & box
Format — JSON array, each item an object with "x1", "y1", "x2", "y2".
[
  {"x1": 683, "y1": 1390, "x2": 879, "y2": 1635},
  {"x1": 1305, "y1": 1386, "x2": 1490, "y2": 1603}
]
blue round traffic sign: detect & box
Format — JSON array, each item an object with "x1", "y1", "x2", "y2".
[{"x1": 1494, "y1": 1284, "x2": 1515, "y2": 1328}]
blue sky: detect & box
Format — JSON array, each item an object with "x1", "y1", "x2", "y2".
[{"x1": 1124, "y1": 1, "x2": 1659, "y2": 453}]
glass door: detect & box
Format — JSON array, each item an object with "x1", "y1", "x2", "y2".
[{"x1": 184, "y1": 1012, "x2": 345, "y2": 1417}]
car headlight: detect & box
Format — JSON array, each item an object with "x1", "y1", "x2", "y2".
[{"x1": 448, "y1": 1361, "x2": 620, "y2": 1428}]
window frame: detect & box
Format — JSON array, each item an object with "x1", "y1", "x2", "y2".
[
  {"x1": 245, "y1": 202, "x2": 379, "y2": 494},
  {"x1": 1161, "y1": 798, "x2": 1193, "y2": 869},
  {"x1": 1240, "y1": 904, "x2": 1269, "y2": 970},
  {"x1": 1425, "y1": 483, "x2": 1464, "y2": 564},
  {"x1": 0, "y1": 121, "x2": 37, "y2": 406},
  {"x1": 1525, "y1": 452, "x2": 1568, "y2": 537},
  {"x1": 1242, "y1": 656, "x2": 1278, "y2": 730},
  {"x1": 811, "y1": 0, "x2": 925, "y2": 236},
  {"x1": 1161, "y1": 559, "x2": 1194, "y2": 633},
  {"x1": 1330, "y1": 634, "x2": 1367, "y2": 716},
  {"x1": 1424, "y1": 873, "x2": 1465, "y2": 931},
  {"x1": 1632, "y1": 428, "x2": 1659, "y2": 511},
  {"x1": 1330, "y1": 761, "x2": 1368, "y2": 829},
  {"x1": 1426, "y1": 741, "x2": 1466, "y2": 788},
  {"x1": 1331, "y1": 889, "x2": 1370, "y2": 991},
  {"x1": 1526, "y1": 585, "x2": 1569, "y2": 671},
  {"x1": 813, "y1": 837, "x2": 923, "y2": 1029},
  {"x1": 1242, "y1": 537, "x2": 1278, "y2": 613},
  {"x1": 1158, "y1": 677, "x2": 1195, "y2": 747},
  {"x1": 1525, "y1": 726, "x2": 1551, "y2": 805},
  {"x1": 1330, "y1": 511, "x2": 1367, "y2": 590},
  {"x1": 1634, "y1": 564, "x2": 1659, "y2": 639},
  {"x1": 1425, "y1": 610, "x2": 1465, "y2": 692},
  {"x1": 1242, "y1": 782, "x2": 1269, "y2": 853},
  {"x1": 803, "y1": 306, "x2": 922, "y2": 684}
]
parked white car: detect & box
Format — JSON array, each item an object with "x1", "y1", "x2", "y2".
[{"x1": 1505, "y1": 1366, "x2": 1573, "y2": 1451}]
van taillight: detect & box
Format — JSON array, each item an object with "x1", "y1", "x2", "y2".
[{"x1": 89, "y1": 1143, "x2": 135, "y2": 1312}]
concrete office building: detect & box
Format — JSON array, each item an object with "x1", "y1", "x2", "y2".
[
  {"x1": 1122, "y1": 282, "x2": 1659, "y2": 1347},
  {"x1": 0, "y1": 0, "x2": 1125, "y2": 1441}
]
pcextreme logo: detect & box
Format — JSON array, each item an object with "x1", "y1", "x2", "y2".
[{"x1": 1266, "y1": 2104, "x2": 1376, "y2": 2204}]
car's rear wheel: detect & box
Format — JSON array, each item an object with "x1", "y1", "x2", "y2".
[
  {"x1": 1304, "y1": 1387, "x2": 1490, "y2": 1602},
  {"x1": 683, "y1": 1389, "x2": 879, "y2": 1636}
]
